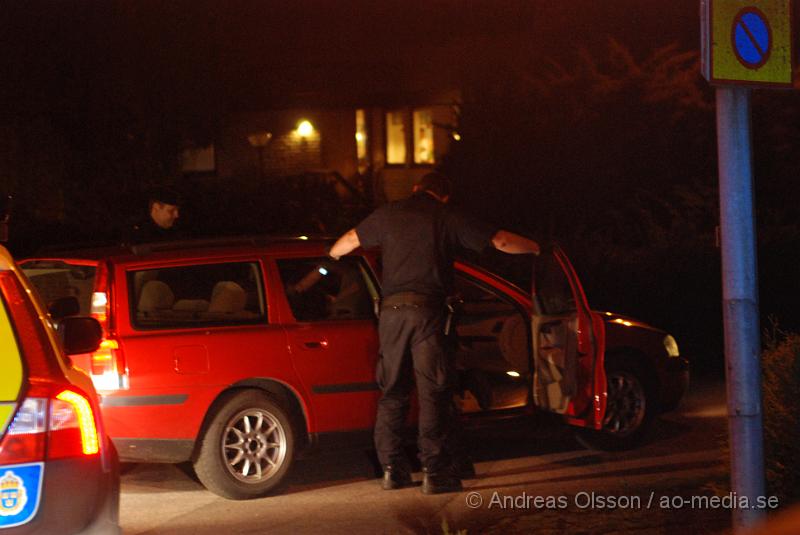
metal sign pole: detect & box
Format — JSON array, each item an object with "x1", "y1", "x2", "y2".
[{"x1": 715, "y1": 85, "x2": 766, "y2": 531}]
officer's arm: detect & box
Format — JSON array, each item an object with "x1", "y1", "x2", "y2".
[
  {"x1": 329, "y1": 229, "x2": 361, "y2": 260},
  {"x1": 491, "y1": 230, "x2": 540, "y2": 255}
]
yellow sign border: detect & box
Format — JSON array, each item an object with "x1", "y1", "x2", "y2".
[{"x1": 710, "y1": 0, "x2": 793, "y2": 86}]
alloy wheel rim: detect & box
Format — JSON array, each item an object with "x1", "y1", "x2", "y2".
[
  {"x1": 222, "y1": 408, "x2": 286, "y2": 483},
  {"x1": 602, "y1": 371, "x2": 646, "y2": 437}
]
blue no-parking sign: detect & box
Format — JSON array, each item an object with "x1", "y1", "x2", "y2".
[
  {"x1": 701, "y1": 0, "x2": 793, "y2": 86},
  {"x1": 733, "y1": 8, "x2": 771, "y2": 68}
]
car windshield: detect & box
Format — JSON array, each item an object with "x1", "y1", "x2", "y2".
[{"x1": 21, "y1": 260, "x2": 97, "y2": 316}]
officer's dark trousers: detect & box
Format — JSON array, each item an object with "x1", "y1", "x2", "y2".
[{"x1": 374, "y1": 304, "x2": 454, "y2": 471}]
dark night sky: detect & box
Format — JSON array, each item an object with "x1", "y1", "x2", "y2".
[
  {"x1": 2, "y1": 1, "x2": 700, "y2": 112},
  {"x1": 4, "y1": 1, "x2": 800, "y2": 369}
]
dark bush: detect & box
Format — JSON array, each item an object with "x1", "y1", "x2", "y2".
[{"x1": 762, "y1": 331, "x2": 800, "y2": 504}]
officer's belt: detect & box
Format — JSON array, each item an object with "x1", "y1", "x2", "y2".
[{"x1": 381, "y1": 292, "x2": 445, "y2": 308}]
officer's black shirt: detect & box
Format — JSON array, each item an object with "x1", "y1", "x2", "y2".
[
  {"x1": 355, "y1": 192, "x2": 496, "y2": 298},
  {"x1": 126, "y1": 218, "x2": 184, "y2": 244}
]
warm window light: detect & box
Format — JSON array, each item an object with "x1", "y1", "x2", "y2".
[
  {"x1": 247, "y1": 131, "x2": 272, "y2": 148},
  {"x1": 296, "y1": 120, "x2": 314, "y2": 138},
  {"x1": 452, "y1": 132, "x2": 462, "y2": 141},
  {"x1": 355, "y1": 132, "x2": 365, "y2": 142}
]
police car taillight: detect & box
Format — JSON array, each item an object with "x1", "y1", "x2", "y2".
[
  {"x1": 0, "y1": 387, "x2": 100, "y2": 464},
  {"x1": 49, "y1": 390, "x2": 99, "y2": 457},
  {"x1": 0, "y1": 398, "x2": 46, "y2": 464}
]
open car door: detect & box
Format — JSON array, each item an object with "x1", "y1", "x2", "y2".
[{"x1": 531, "y1": 245, "x2": 606, "y2": 429}]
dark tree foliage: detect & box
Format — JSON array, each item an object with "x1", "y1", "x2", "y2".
[
  {"x1": 760, "y1": 329, "x2": 800, "y2": 504},
  {"x1": 445, "y1": 39, "x2": 800, "y2": 372}
]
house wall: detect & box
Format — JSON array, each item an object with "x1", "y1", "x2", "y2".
[
  {"x1": 217, "y1": 110, "x2": 326, "y2": 179},
  {"x1": 209, "y1": 100, "x2": 458, "y2": 205}
]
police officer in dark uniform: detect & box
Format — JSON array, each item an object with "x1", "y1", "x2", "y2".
[
  {"x1": 329, "y1": 172, "x2": 539, "y2": 494},
  {"x1": 126, "y1": 187, "x2": 183, "y2": 244}
]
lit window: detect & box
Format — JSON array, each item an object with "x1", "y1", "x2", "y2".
[
  {"x1": 413, "y1": 109, "x2": 434, "y2": 164},
  {"x1": 386, "y1": 111, "x2": 406, "y2": 165},
  {"x1": 356, "y1": 109, "x2": 368, "y2": 173},
  {"x1": 180, "y1": 144, "x2": 215, "y2": 173}
]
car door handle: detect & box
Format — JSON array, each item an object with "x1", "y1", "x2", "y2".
[{"x1": 303, "y1": 341, "x2": 327, "y2": 349}]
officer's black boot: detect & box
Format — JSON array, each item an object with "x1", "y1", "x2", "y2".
[
  {"x1": 452, "y1": 456, "x2": 476, "y2": 479},
  {"x1": 382, "y1": 464, "x2": 413, "y2": 490},
  {"x1": 421, "y1": 467, "x2": 463, "y2": 494}
]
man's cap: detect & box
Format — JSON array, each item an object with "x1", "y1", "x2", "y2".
[
  {"x1": 148, "y1": 186, "x2": 181, "y2": 206},
  {"x1": 415, "y1": 172, "x2": 452, "y2": 198}
]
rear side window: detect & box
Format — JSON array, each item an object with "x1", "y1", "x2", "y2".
[
  {"x1": 129, "y1": 261, "x2": 266, "y2": 329},
  {"x1": 20, "y1": 261, "x2": 96, "y2": 315},
  {"x1": 277, "y1": 257, "x2": 377, "y2": 322}
]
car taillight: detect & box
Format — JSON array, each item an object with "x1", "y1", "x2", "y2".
[
  {"x1": 89, "y1": 338, "x2": 127, "y2": 390},
  {"x1": 0, "y1": 387, "x2": 100, "y2": 464},
  {"x1": 89, "y1": 288, "x2": 127, "y2": 390},
  {"x1": 50, "y1": 390, "x2": 99, "y2": 457},
  {"x1": 90, "y1": 291, "x2": 108, "y2": 324},
  {"x1": 0, "y1": 398, "x2": 47, "y2": 464}
]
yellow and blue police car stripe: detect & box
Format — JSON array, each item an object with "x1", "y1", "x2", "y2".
[
  {"x1": 0, "y1": 293, "x2": 23, "y2": 437},
  {"x1": 0, "y1": 258, "x2": 43, "y2": 529}
]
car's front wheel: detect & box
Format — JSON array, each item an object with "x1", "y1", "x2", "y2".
[
  {"x1": 194, "y1": 390, "x2": 295, "y2": 499},
  {"x1": 576, "y1": 357, "x2": 656, "y2": 451}
]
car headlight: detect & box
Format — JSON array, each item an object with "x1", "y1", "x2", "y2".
[{"x1": 663, "y1": 334, "x2": 680, "y2": 358}]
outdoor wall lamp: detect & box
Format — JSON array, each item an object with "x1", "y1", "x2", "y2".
[{"x1": 296, "y1": 120, "x2": 314, "y2": 138}]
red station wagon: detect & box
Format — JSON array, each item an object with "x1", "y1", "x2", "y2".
[{"x1": 20, "y1": 237, "x2": 688, "y2": 499}]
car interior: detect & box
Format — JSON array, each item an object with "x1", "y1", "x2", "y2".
[{"x1": 131, "y1": 262, "x2": 265, "y2": 326}]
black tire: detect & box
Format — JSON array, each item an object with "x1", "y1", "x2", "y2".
[
  {"x1": 576, "y1": 357, "x2": 657, "y2": 451},
  {"x1": 193, "y1": 390, "x2": 296, "y2": 499}
]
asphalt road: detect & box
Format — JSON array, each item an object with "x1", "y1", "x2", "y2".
[{"x1": 120, "y1": 378, "x2": 730, "y2": 535}]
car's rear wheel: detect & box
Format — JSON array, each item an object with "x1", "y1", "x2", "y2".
[
  {"x1": 194, "y1": 390, "x2": 295, "y2": 499},
  {"x1": 576, "y1": 357, "x2": 656, "y2": 451}
]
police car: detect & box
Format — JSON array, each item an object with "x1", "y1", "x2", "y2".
[{"x1": 0, "y1": 245, "x2": 119, "y2": 534}]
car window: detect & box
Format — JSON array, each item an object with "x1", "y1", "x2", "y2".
[
  {"x1": 21, "y1": 261, "x2": 96, "y2": 315},
  {"x1": 277, "y1": 257, "x2": 377, "y2": 322},
  {"x1": 129, "y1": 261, "x2": 266, "y2": 329}
]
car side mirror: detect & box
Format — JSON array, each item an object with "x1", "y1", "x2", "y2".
[
  {"x1": 59, "y1": 316, "x2": 103, "y2": 355},
  {"x1": 49, "y1": 296, "x2": 80, "y2": 320}
]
